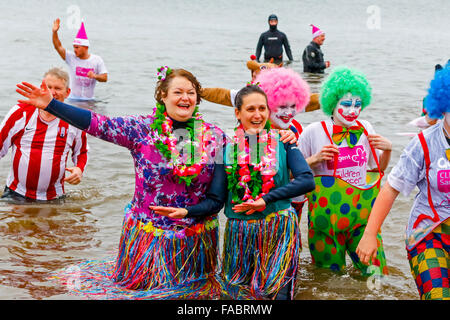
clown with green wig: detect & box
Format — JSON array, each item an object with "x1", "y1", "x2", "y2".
[{"x1": 298, "y1": 66, "x2": 392, "y2": 276}]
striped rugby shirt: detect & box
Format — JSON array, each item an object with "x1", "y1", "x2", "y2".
[{"x1": 0, "y1": 103, "x2": 88, "y2": 200}]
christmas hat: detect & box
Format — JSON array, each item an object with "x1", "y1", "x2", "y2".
[
  {"x1": 73, "y1": 22, "x2": 90, "y2": 47},
  {"x1": 310, "y1": 24, "x2": 324, "y2": 39}
]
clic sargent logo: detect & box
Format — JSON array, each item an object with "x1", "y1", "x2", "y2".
[{"x1": 437, "y1": 156, "x2": 450, "y2": 193}]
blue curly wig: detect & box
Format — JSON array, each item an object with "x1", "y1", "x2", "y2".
[{"x1": 424, "y1": 62, "x2": 450, "y2": 119}]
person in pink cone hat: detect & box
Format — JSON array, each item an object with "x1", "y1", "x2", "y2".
[
  {"x1": 302, "y1": 24, "x2": 330, "y2": 74},
  {"x1": 52, "y1": 18, "x2": 108, "y2": 101}
]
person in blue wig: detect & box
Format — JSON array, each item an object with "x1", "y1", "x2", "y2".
[
  {"x1": 408, "y1": 61, "x2": 448, "y2": 129},
  {"x1": 357, "y1": 62, "x2": 450, "y2": 300}
]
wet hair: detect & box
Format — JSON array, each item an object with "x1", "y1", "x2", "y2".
[
  {"x1": 320, "y1": 66, "x2": 371, "y2": 116},
  {"x1": 44, "y1": 67, "x2": 70, "y2": 89},
  {"x1": 424, "y1": 62, "x2": 450, "y2": 119},
  {"x1": 234, "y1": 85, "x2": 268, "y2": 111},
  {"x1": 154, "y1": 68, "x2": 202, "y2": 105}
]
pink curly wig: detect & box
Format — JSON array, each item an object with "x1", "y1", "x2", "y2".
[{"x1": 255, "y1": 67, "x2": 311, "y2": 112}]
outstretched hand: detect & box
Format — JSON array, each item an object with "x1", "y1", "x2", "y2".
[
  {"x1": 232, "y1": 198, "x2": 266, "y2": 215},
  {"x1": 149, "y1": 206, "x2": 188, "y2": 219},
  {"x1": 16, "y1": 81, "x2": 53, "y2": 109}
]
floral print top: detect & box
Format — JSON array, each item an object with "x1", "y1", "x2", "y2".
[{"x1": 86, "y1": 111, "x2": 225, "y2": 230}]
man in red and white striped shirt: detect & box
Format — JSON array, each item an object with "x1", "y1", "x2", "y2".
[{"x1": 0, "y1": 67, "x2": 88, "y2": 201}]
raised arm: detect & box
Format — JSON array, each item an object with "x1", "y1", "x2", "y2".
[
  {"x1": 16, "y1": 80, "x2": 137, "y2": 149},
  {"x1": 52, "y1": 18, "x2": 66, "y2": 60},
  {"x1": 201, "y1": 88, "x2": 233, "y2": 107},
  {"x1": 305, "y1": 93, "x2": 320, "y2": 112}
]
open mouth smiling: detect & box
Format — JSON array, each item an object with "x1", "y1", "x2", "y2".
[{"x1": 277, "y1": 115, "x2": 292, "y2": 123}]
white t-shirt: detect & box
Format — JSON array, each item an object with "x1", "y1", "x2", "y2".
[
  {"x1": 388, "y1": 121, "x2": 450, "y2": 244},
  {"x1": 298, "y1": 119, "x2": 380, "y2": 186},
  {"x1": 65, "y1": 50, "x2": 107, "y2": 100}
]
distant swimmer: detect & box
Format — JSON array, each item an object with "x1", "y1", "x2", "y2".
[
  {"x1": 255, "y1": 14, "x2": 294, "y2": 64},
  {"x1": 302, "y1": 24, "x2": 330, "y2": 74},
  {"x1": 52, "y1": 18, "x2": 108, "y2": 101}
]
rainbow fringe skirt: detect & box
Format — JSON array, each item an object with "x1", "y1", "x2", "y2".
[{"x1": 51, "y1": 212, "x2": 221, "y2": 300}]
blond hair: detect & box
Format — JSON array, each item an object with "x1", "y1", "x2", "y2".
[{"x1": 44, "y1": 67, "x2": 70, "y2": 89}]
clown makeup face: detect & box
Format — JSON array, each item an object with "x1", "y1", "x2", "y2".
[
  {"x1": 333, "y1": 93, "x2": 362, "y2": 127},
  {"x1": 270, "y1": 103, "x2": 297, "y2": 129}
]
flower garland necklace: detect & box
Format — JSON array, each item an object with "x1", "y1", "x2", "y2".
[
  {"x1": 225, "y1": 123, "x2": 278, "y2": 205},
  {"x1": 150, "y1": 102, "x2": 212, "y2": 186}
]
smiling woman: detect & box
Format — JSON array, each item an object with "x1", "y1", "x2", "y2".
[
  {"x1": 221, "y1": 85, "x2": 315, "y2": 300},
  {"x1": 234, "y1": 86, "x2": 269, "y2": 135},
  {"x1": 155, "y1": 68, "x2": 202, "y2": 122},
  {"x1": 15, "y1": 67, "x2": 227, "y2": 299}
]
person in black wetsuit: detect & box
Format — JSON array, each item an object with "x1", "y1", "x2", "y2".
[
  {"x1": 255, "y1": 14, "x2": 293, "y2": 64},
  {"x1": 302, "y1": 24, "x2": 330, "y2": 74}
]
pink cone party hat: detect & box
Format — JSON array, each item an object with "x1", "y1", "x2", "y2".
[
  {"x1": 73, "y1": 22, "x2": 90, "y2": 47},
  {"x1": 310, "y1": 24, "x2": 324, "y2": 39}
]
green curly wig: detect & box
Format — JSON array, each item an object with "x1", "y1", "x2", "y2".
[{"x1": 319, "y1": 66, "x2": 372, "y2": 116}]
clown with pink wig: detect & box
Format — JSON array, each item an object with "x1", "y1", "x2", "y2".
[
  {"x1": 255, "y1": 67, "x2": 313, "y2": 216},
  {"x1": 256, "y1": 67, "x2": 311, "y2": 133}
]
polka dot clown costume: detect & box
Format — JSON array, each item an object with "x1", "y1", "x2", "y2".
[{"x1": 298, "y1": 66, "x2": 391, "y2": 276}]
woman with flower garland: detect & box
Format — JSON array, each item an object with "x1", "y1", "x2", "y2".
[
  {"x1": 16, "y1": 67, "x2": 227, "y2": 299},
  {"x1": 202, "y1": 67, "x2": 313, "y2": 218},
  {"x1": 221, "y1": 85, "x2": 315, "y2": 300},
  {"x1": 357, "y1": 63, "x2": 450, "y2": 300},
  {"x1": 298, "y1": 66, "x2": 392, "y2": 277}
]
